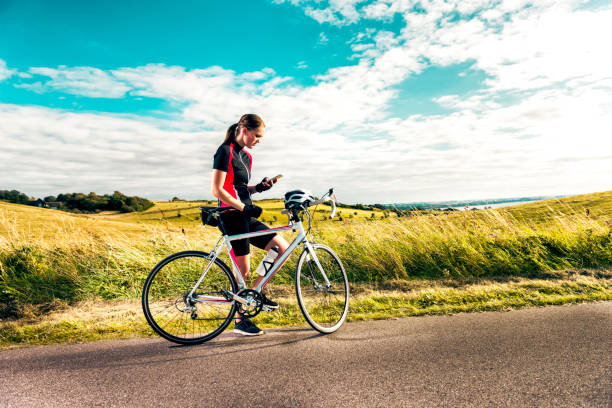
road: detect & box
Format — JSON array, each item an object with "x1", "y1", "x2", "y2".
[{"x1": 1, "y1": 302, "x2": 610, "y2": 407}]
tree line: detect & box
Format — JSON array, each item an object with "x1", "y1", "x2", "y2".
[
  {"x1": 321, "y1": 201, "x2": 410, "y2": 217},
  {"x1": 0, "y1": 189, "x2": 154, "y2": 213}
]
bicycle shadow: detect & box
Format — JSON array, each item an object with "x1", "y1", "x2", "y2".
[
  {"x1": 104, "y1": 329, "x2": 328, "y2": 370},
  {"x1": 169, "y1": 327, "x2": 313, "y2": 347},
  {"x1": 0, "y1": 328, "x2": 326, "y2": 374}
]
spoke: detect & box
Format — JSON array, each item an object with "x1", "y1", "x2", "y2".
[{"x1": 159, "y1": 310, "x2": 183, "y2": 329}]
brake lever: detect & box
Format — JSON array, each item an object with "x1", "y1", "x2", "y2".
[{"x1": 329, "y1": 196, "x2": 337, "y2": 219}]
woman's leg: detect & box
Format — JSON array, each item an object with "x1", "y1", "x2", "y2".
[
  {"x1": 234, "y1": 254, "x2": 250, "y2": 280},
  {"x1": 234, "y1": 253, "x2": 250, "y2": 323}
]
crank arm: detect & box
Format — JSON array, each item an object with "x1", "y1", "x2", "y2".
[{"x1": 220, "y1": 289, "x2": 249, "y2": 305}]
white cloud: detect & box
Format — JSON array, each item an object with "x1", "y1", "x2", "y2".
[
  {"x1": 0, "y1": 104, "x2": 212, "y2": 199},
  {"x1": 24, "y1": 66, "x2": 132, "y2": 98},
  {"x1": 305, "y1": 7, "x2": 339, "y2": 24},
  {"x1": 0, "y1": 102, "x2": 406, "y2": 202},
  {"x1": 362, "y1": 0, "x2": 399, "y2": 21},
  {"x1": 3, "y1": 77, "x2": 610, "y2": 203},
  {"x1": 349, "y1": 28, "x2": 399, "y2": 59},
  {"x1": 301, "y1": 0, "x2": 367, "y2": 25},
  {"x1": 318, "y1": 32, "x2": 330, "y2": 45},
  {"x1": 239, "y1": 67, "x2": 276, "y2": 81},
  {"x1": 0, "y1": 59, "x2": 16, "y2": 81}
]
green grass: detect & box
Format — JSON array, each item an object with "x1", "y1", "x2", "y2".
[{"x1": 1, "y1": 270, "x2": 609, "y2": 349}]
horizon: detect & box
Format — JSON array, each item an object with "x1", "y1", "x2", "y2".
[
  {"x1": 1, "y1": 0, "x2": 611, "y2": 203},
  {"x1": 2, "y1": 186, "x2": 594, "y2": 207}
]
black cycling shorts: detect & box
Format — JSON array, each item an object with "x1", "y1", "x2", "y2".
[{"x1": 219, "y1": 213, "x2": 277, "y2": 256}]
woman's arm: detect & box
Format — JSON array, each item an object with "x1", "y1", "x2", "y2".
[
  {"x1": 212, "y1": 169, "x2": 246, "y2": 211},
  {"x1": 248, "y1": 177, "x2": 276, "y2": 194}
]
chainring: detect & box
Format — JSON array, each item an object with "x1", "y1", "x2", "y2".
[{"x1": 236, "y1": 289, "x2": 263, "y2": 318}]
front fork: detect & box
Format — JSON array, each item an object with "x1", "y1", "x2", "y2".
[{"x1": 302, "y1": 240, "x2": 332, "y2": 289}]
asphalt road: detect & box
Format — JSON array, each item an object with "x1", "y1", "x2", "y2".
[{"x1": 1, "y1": 302, "x2": 611, "y2": 407}]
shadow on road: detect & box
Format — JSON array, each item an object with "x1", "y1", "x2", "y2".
[{"x1": 0, "y1": 328, "x2": 327, "y2": 374}]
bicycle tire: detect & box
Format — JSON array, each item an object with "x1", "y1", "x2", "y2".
[
  {"x1": 142, "y1": 250, "x2": 237, "y2": 345},
  {"x1": 295, "y1": 244, "x2": 349, "y2": 333}
]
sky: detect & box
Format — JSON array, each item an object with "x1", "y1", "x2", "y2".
[{"x1": 1, "y1": 0, "x2": 611, "y2": 204}]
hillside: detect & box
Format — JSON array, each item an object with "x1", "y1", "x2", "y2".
[
  {"x1": 0, "y1": 200, "x2": 154, "y2": 244},
  {"x1": 503, "y1": 190, "x2": 612, "y2": 223},
  {"x1": 2, "y1": 190, "x2": 610, "y2": 245}
]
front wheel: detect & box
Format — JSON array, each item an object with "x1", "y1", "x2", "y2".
[
  {"x1": 142, "y1": 251, "x2": 237, "y2": 345},
  {"x1": 295, "y1": 244, "x2": 349, "y2": 333}
]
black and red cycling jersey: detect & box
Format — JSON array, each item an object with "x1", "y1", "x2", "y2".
[{"x1": 213, "y1": 140, "x2": 253, "y2": 207}]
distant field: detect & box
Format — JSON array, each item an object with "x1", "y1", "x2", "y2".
[
  {"x1": 0, "y1": 190, "x2": 610, "y2": 347},
  {"x1": 96, "y1": 198, "x2": 396, "y2": 227},
  {"x1": 5, "y1": 189, "x2": 609, "y2": 240}
]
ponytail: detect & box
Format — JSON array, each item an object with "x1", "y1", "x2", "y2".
[
  {"x1": 224, "y1": 123, "x2": 239, "y2": 143},
  {"x1": 224, "y1": 114, "x2": 265, "y2": 143}
]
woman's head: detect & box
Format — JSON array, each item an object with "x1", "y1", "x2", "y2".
[{"x1": 225, "y1": 114, "x2": 266, "y2": 148}]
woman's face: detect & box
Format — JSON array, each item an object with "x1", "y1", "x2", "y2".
[{"x1": 242, "y1": 126, "x2": 265, "y2": 149}]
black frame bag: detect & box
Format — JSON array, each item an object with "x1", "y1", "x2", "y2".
[{"x1": 200, "y1": 208, "x2": 219, "y2": 227}]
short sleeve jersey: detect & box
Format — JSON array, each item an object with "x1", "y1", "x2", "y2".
[{"x1": 213, "y1": 140, "x2": 253, "y2": 207}]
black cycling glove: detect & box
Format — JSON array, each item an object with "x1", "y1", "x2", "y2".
[
  {"x1": 255, "y1": 177, "x2": 274, "y2": 193},
  {"x1": 242, "y1": 204, "x2": 263, "y2": 218}
]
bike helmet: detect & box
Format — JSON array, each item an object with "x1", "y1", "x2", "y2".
[{"x1": 284, "y1": 189, "x2": 315, "y2": 210}]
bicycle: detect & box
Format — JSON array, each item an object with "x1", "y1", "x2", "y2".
[{"x1": 141, "y1": 188, "x2": 350, "y2": 345}]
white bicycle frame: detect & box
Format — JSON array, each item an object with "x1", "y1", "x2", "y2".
[{"x1": 188, "y1": 195, "x2": 337, "y2": 305}]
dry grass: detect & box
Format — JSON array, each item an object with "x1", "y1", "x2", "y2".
[{"x1": 0, "y1": 190, "x2": 610, "y2": 347}]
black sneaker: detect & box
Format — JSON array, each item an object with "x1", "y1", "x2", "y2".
[
  {"x1": 261, "y1": 293, "x2": 279, "y2": 311},
  {"x1": 234, "y1": 318, "x2": 263, "y2": 336}
]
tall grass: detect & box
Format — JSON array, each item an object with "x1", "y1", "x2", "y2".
[
  {"x1": 1, "y1": 199, "x2": 610, "y2": 319},
  {"x1": 318, "y1": 208, "x2": 611, "y2": 281}
]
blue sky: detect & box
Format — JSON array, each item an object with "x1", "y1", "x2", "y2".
[
  {"x1": 1, "y1": 0, "x2": 611, "y2": 203},
  {"x1": 1, "y1": 1, "x2": 346, "y2": 78}
]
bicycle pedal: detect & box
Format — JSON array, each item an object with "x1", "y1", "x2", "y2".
[{"x1": 262, "y1": 305, "x2": 278, "y2": 312}]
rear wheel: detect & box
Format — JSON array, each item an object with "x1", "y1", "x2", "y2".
[
  {"x1": 142, "y1": 251, "x2": 237, "y2": 344},
  {"x1": 295, "y1": 244, "x2": 349, "y2": 333}
]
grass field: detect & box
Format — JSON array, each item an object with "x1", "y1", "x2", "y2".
[{"x1": 0, "y1": 190, "x2": 610, "y2": 348}]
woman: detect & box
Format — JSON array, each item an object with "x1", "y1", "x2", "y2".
[{"x1": 211, "y1": 114, "x2": 289, "y2": 336}]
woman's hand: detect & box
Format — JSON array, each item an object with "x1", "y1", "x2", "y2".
[
  {"x1": 255, "y1": 177, "x2": 276, "y2": 193},
  {"x1": 242, "y1": 204, "x2": 263, "y2": 218}
]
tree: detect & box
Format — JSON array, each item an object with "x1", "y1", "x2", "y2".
[
  {"x1": 0, "y1": 190, "x2": 29, "y2": 204},
  {"x1": 108, "y1": 191, "x2": 126, "y2": 211},
  {"x1": 52, "y1": 190, "x2": 153, "y2": 213}
]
